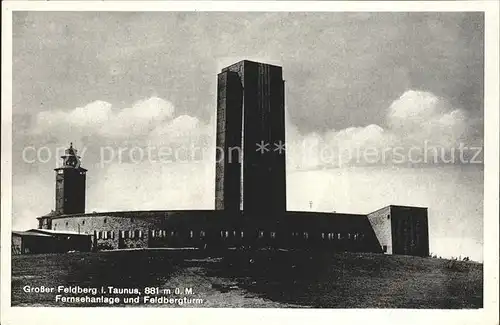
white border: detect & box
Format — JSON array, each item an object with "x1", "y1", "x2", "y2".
[{"x1": 1, "y1": 2, "x2": 498, "y2": 325}]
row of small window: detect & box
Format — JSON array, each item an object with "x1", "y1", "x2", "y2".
[
  {"x1": 95, "y1": 230, "x2": 365, "y2": 241},
  {"x1": 150, "y1": 230, "x2": 206, "y2": 238},
  {"x1": 153, "y1": 230, "x2": 262, "y2": 239},
  {"x1": 221, "y1": 230, "x2": 245, "y2": 238},
  {"x1": 95, "y1": 230, "x2": 144, "y2": 240},
  {"x1": 320, "y1": 232, "x2": 365, "y2": 240},
  {"x1": 219, "y1": 230, "x2": 277, "y2": 238},
  {"x1": 220, "y1": 230, "x2": 364, "y2": 240},
  {"x1": 96, "y1": 231, "x2": 114, "y2": 239}
]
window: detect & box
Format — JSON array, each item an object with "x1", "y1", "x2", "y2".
[
  {"x1": 240, "y1": 231, "x2": 244, "y2": 238},
  {"x1": 162, "y1": 230, "x2": 166, "y2": 237},
  {"x1": 387, "y1": 215, "x2": 390, "y2": 220},
  {"x1": 134, "y1": 230, "x2": 141, "y2": 238},
  {"x1": 131, "y1": 218, "x2": 135, "y2": 223},
  {"x1": 383, "y1": 245, "x2": 388, "y2": 253},
  {"x1": 321, "y1": 233, "x2": 325, "y2": 239},
  {"x1": 347, "y1": 233, "x2": 351, "y2": 240},
  {"x1": 200, "y1": 230, "x2": 206, "y2": 238},
  {"x1": 121, "y1": 230, "x2": 127, "y2": 239},
  {"x1": 270, "y1": 232, "x2": 276, "y2": 239},
  {"x1": 82, "y1": 220, "x2": 85, "y2": 225},
  {"x1": 225, "y1": 231, "x2": 229, "y2": 238},
  {"x1": 171, "y1": 231, "x2": 176, "y2": 236},
  {"x1": 189, "y1": 231, "x2": 194, "y2": 238},
  {"x1": 258, "y1": 231, "x2": 264, "y2": 238},
  {"x1": 109, "y1": 231, "x2": 114, "y2": 239},
  {"x1": 104, "y1": 218, "x2": 107, "y2": 224},
  {"x1": 303, "y1": 232, "x2": 309, "y2": 240},
  {"x1": 66, "y1": 222, "x2": 68, "y2": 226},
  {"x1": 337, "y1": 233, "x2": 341, "y2": 240},
  {"x1": 151, "y1": 230, "x2": 156, "y2": 238},
  {"x1": 129, "y1": 230, "x2": 134, "y2": 239},
  {"x1": 103, "y1": 231, "x2": 108, "y2": 240}
]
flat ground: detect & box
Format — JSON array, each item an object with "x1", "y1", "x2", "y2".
[{"x1": 11, "y1": 250, "x2": 482, "y2": 308}]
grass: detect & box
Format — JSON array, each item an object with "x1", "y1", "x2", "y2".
[
  {"x1": 205, "y1": 250, "x2": 483, "y2": 308},
  {"x1": 11, "y1": 249, "x2": 482, "y2": 308}
]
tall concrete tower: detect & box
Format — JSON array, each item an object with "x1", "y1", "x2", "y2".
[
  {"x1": 215, "y1": 60, "x2": 286, "y2": 217},
  {"x1": 54, "y1": 143, "x2": 87, "y2": 215}
]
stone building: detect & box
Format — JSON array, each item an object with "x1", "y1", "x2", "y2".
[{"x1": 21, "y1": 60, "x2": 429, "y2": 257}]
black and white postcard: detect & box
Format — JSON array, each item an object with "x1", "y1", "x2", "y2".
[{"x1": 1, "y1": 1, "x2": 498, "y2": 325}]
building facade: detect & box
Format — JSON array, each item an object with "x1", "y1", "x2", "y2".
[
  {"x1": 215, "y1": 61, "x2": 286, "y2": 216},
  {"x1": 17, "y1": 60, "x2": 430, "y2": 257}
]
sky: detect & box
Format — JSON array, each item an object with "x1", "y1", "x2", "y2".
[{"x1": 11, "y1": 12, "x2": 484, "y2": 261}]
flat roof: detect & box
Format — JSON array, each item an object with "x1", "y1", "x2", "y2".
[
  {"x1": 221, "y1": 60, "x2": 282, "y2": 71},
  {"x1": 47, "y1": 206, "x2": 427, "y2": 220},
  {"x1": 285, "y1": 211, "x2": 366, "y2": 217},
  {"x1": 50, "y1": 209, "x2": 221, "y2": 219},
  {"x1": 27, "y1": 229, "x2": 89, "y2": 236},
  {"x1": 12, "y1": 230, "x2": 52, "y2": 237},
  {"x1": 367, "y1": 205, "x2": 428, "y2": 215}
]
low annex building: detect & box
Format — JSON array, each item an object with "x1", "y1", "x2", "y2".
[
  {"x1": 11, "y1": 228, "x2": 91, "y2": 255},
  {"x1": 15, "y1": 61, "x2": 430, "y2": 257}
]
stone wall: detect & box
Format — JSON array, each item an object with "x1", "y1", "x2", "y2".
[
  {"x1": 367, "y1": 206, "x2": 392, "y2": 254},
  {"x1": 52, "y1": 214, "x2": 163, "y2": 250},
  {"x1": 12, "y1": 235, "x2": 22, "y2": 255}
]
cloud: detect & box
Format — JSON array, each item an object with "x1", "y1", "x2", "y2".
[
  {"x1": 387, "y1": 90, "x2": 480, "y2": 148},
  {"x1": 148, "y1": 114, "x2": 213, "y2": 147},
  {"x1": 32, "y1": 97, "x2": 176, "y2": 140},
  {"x1": 388, "y1": 90, "x2": 450, "y2": 132},
  {"x1": 14, "y1": 91, "x2": 483, "y2": 229},
  {"x1": 286, "y1": 90, "x2": 483, "y2": 170},
  {"x1": 14, "y1": 96, "x2": 216, "y2": 229},
  {"x1": 22, "y1": 89, "x2": 484, "y2": 177}
]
